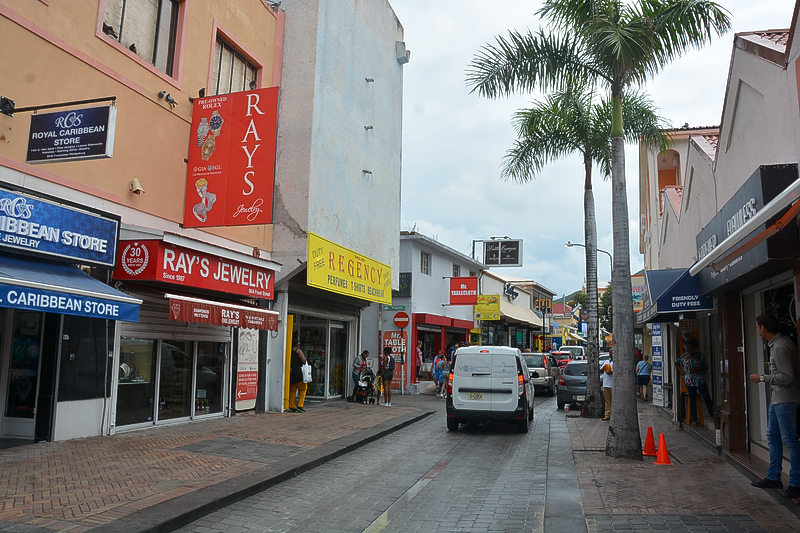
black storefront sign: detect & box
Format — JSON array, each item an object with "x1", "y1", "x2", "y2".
[
  {"x1": 483, "y1": 239, "x2": 522, "y2": 267},
  {"x1": 26, "y1": 105, "x2": 117, "y2": 163},
  {"x1": 393, "y1": 272, "x2": 411, "y2": 298},
  {"x1": 695, "y1": 164, "x2": 799, "y2": 293}
]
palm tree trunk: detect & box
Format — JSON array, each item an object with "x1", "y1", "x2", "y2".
[
  {"x1": 605, "y1": 89, "x2": 642, "y2": 459},
  {"x1": 583, "y1": 153, "x2": 603, "y2": 418}
]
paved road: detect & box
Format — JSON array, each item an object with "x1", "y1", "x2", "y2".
[{"x1": 176, "y1": 395, "x2": 580, "y2": 533}]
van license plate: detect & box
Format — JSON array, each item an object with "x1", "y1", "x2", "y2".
[
  {"x1": 468, "y1": 392, "x2": 483, "y2": 400},
  {"x1": 576, "y1": 395, "x2": 585, "y2": 401}
]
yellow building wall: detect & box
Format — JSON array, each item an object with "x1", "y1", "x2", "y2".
[{"x1": 0, "y1": 0, "x2": 282, "y2": 251}]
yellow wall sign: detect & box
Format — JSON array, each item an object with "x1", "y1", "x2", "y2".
[
  {"x1": 474, "y1": 294, "x2": 500, "y2": 321},
  {"x1": 307, "y1": 232, "x2": 392, "y2": 304}
]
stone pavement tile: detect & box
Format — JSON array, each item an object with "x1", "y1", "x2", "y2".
[{"x1": 0, "y1": 397, "x2": 434, "y2": 532}]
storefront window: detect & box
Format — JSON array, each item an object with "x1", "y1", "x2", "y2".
[
  {"x1": 5, "y1": 311, "x2": 42, "y2": 418},
  {"x1": 159, "y1": 340, "x2": 192, "y2": 420},
  {"x1": 297, "y1": 319, "x2": 327, "y2": 396},
  {"x1": 59, "y1": 316, "x2": 112, "y2": 401},
  {"x1": 117, "y1": 338, "x2": 156, "y2": 425},
  {"x1": 196, "y1": 341, "x2": 225, "y2": 415},
  {"x1": 329, "y1": 323, "x2": 347, "y2": 397}
]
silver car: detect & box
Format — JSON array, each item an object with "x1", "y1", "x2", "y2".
[{"x1": 522, "y1": 352, "x2": 558, "y2": 396}]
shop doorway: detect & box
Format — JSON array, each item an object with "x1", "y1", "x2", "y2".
[
  {"x1": 293, "y1": 315, "x2": 350, "y2": 399},
  {"x1": 115, "y1": 338, "x2": 227, "y2": 428}
]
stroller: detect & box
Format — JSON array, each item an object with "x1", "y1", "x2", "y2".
[{"x1": 352, "y1": 367, "x2": 377, "y2": 404}]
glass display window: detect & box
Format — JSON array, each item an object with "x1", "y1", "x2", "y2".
[
  {"x1": 5, "y1": 311, "x2": 42, "y2": 419},
  {"x1": 158, "y1": 340, "x2": 192, "y2": 421},
  {"x1": 293, "y1": 314, "x2": 350, "y2": 398},
  {"x1": 196, "y1": 341, "x2": 225, "y2": 415},
  {"x1": 117, "y1": 338, "x2": 157, "y2": 425}
]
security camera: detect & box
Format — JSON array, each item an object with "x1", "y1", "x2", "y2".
[{"x1": 129, "y1": 178, "x2": 145, "y2": 195}]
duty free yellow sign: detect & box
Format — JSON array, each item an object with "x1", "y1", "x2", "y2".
[{"x1": 307, "y1": 232, "x2": 392, "y2": 304}]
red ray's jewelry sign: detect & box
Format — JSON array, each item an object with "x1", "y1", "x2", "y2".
[
  {"x1": 26, "y1": 105, "x2": 116, "y2": 163},
  {"x1": 184, "y1": 88, "x2": 279, "y2": 228}
]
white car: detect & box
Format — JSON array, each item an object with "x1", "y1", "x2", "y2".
[
  {"x1": 558, "y1": 345, "x2": 586, "y2": 360},
  {"x1": 445, "y1": 346, "x2": 536, "y2": 433}
]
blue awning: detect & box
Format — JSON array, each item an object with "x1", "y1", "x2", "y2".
[
  {"x1": 638, "y1": 269, "x2": 714, "y2": 324},
  {"x1": 0, "y1": 255, "x2": 140, "y2": 321}
]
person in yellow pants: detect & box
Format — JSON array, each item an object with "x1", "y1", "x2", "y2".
[{"x1": 288, "y1": 340, "x2": 307, "y2": 413}]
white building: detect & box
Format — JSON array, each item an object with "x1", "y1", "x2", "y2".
[{"x1": 269, "y1": 0, "x2": 406, "y2": 408}]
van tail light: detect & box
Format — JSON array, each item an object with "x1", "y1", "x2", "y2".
[
  {"x1": 518, "y1": 373, "x2": 525, "y2": 397},
  {"x1": 559, "y1": 376, "x2": 566, "y2": 386},
  {"x1": 447, "y1": 371, "x2": 454, "y2": 395}
]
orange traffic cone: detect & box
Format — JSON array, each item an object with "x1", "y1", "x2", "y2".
[
  {"x1": 653, "y1": 433, "x2": 672, "y2": 465},
  {"x1": 643, "y1": 426, "x2": 657, "y2": 456}
]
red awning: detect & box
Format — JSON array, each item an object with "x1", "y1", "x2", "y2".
[{"x1": 166, "y1": 293, "x2": 278, "y2": 331}]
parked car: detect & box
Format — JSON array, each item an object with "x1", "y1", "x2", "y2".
[
  {"x1": 522, "y1": 352, "x2": 558, "y2": 396},
  {"x1": 557, "y1": 360, "x2": 588, "y2": 410},
  {"x1": 446, "y1": 346, "x2": 536, "y2": 433},
  {"x1": 558, "y1": 345, "x2": 586, "y2": 360},
  {"x1": 551, "y1": 350, "x2": 574, "y2": 369}
]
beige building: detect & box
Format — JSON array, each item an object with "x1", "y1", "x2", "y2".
[
  {"x1": 0, "y1": 1, "x2": 286, "y2": 442},
  {"x1": 638, "y1": 3, "x2": 800, "y2": 475}
]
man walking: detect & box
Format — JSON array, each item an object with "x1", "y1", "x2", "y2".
[
  {"x1": 602, "y1": 352, "x2": 613, "y2": 421},
  {"x1": 749, "y1": 313, "x2": 800, "y2": 499}
]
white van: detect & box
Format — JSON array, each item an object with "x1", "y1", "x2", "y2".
[{"x1": 445, "y1": 346, "x2": 536, "y2": 433}]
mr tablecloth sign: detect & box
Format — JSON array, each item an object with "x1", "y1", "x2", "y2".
[{"x1": 184, "y1": 88, "x2": 279, "y2": 227}]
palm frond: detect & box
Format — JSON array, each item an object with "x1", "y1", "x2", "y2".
[{"x1": 465, "y1": 29, "x2": 604, "y2": 98}]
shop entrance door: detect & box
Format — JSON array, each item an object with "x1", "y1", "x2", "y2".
[{"x1": 1, "y1": 310, "x2": 44, "y2": 439}]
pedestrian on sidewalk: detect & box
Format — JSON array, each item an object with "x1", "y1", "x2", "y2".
[
  {"x1": 379, "y1": 346, "x2": 395, "y2": 406},
  {"x1": 351, "y1": 350, "x2": 369, "y2": 400},
  {"x1": 416, "y1": 340, "x2": 423, "y2": 380},
  {"x1": 749, "y1": 313, "x2": 800, "y2": 498},
  {"x1": 433, "y1": 352, "x2": 443, "y2": 395},
  {"x1": 636, "y1": 353, "x2": 652, "y2": 401},
  {"x1": 601, "y1": 352, "x2": 613, "y2": 420},
  {"x1": 675, "y1": 337, "x2": 714, "y2": 427},
  {"x1": 288, "y1": 340, "x2": 307, "y2": 413},
  {"x1": 439, "y1": 354, "x2": 451, "y2": 399}
]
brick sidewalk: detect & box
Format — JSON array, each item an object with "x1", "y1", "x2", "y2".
[
  {"x1": 568, "y1": 400, "x2": 800, "y2": 533},
  {"x1": 0, "y1": 398, "x2": 434, "y2": 532}
]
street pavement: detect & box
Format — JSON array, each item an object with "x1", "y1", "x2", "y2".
[{"x1": 0, "y1": 390, "x2": 799, "y2": 532}]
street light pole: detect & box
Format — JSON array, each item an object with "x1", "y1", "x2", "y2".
[{"x1": 564, "y1": 241, "x2": 613, "y2": 272}]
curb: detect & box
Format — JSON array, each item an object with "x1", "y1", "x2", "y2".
[{"x1": 90, "y1": 409, "x2": 435, "y2": 533}]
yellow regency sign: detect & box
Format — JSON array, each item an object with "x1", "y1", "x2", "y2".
[
  {"x1": 474, "y1": 294, "x2": 500, "y2": 321},
  {"x1": 307, "y1": 232, "x2": 392, "y2": 304}
]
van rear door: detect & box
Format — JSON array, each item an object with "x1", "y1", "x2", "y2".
[
  {"x1": 490, "y1": 353, "x2": 519, "y2": 413},
  {"x1": 451, "y1": 352, "x2": 492, "y2": 412}
]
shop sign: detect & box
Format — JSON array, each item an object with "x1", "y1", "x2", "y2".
[
  {"x1": 480, "y1": 239, "x2": 522, "y2": 267},
  {"x1": 114, "y1": 240, "x2": 274, "y2": 299},
  {"x1": 235, "y1": 328, "x2": 259, "y2": 410},
  {"x1": 26, "y1": 105, "x2": 116, "y2": 163},
  {"x1": 383, "y1": 330, "x2": 408, "y2": 390},
  {"x1": 474, "y1": 294, "x2": 500, "y2": 321},
  {"x1": 307, "y1": 232, "x2": 392, "y2": 304},
  {"x1": 183, "y1": 88, "x2": 279, "y2": 228},
  {"x1": 631, "y1": 274, "x2": 646, "y2": 313},
  {"x1": 395, "y1": 272, "x2": 411, "y2": 297},
  {"x1": 449, "y1": 276, "x2": 478, "y2": 305},
  {"x1": 167, "y1": 296, "x2": 278, "y2": 331},
  {"x1": 0, "y1": 185, "x2": 119, "y2": 266},
  {"x1": 696, "y1": 164, "x2": 799, "y2": 292}
]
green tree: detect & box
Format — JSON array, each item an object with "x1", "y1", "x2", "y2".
[
  {"x1": 501, "y1": 88, "x2": 667, "y2": 417},
  {"x1": 599, "y1": 282, "x2": 613, "y2": 333},
  {"x1": 466, "y1": 0, "x2": 729, "y2": 458}
]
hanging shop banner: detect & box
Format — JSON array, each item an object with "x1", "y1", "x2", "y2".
[
  {"x1": 114, "y1": 240, "x2": 274, "y2": 299},
  {"x1": 26, "y1": 105, "x2": 116, "y2": 164},
  {"x1": 631, "y1": 273, "x2": 646, "y2": 313},
  {"x1": 236, "y1": 328, "x2": 259, "y2": 410},
  {"x1": 449, "y1": 276, "x2": 478, "y2": 305},
  {"x1": 383, "y1": 330, "x2": 408, "y2": 390},
  {"x1": 183, "y1": 87, "x2": 279, "y2": 228},
  {"x1": 0, "y1": 185, "x2": 119, "y2": 266},
  {"x1": 166, "y1": 294, "x2": 278, "y2": 331},
  {"x1": 307, "y1": 232, "x2": 392, "y2": 304},
  {"x1": 474, "y1": 294, "x2": 500, "y2": 321}
]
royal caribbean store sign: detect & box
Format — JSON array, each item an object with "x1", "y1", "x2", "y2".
[{"x1": 0, "y1": 185, "x2": 119, "y2": 267}]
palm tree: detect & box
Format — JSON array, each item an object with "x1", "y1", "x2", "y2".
[
  {"x1": 467, "y1": 0, "x2": 729, "y2": 458},
  {"x1": 503, "y1": 88, "x2": 667, "y2": 418}
]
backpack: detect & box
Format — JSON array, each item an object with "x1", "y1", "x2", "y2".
[{"x1": 384, "y1": 354, "x2": 395, "y2": 374}]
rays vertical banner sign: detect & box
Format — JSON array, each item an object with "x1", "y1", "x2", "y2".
[{"x1": 184, "y1": 88, "x2": 279, "y2": 227}]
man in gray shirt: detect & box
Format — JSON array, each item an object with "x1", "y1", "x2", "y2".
[{"x1": 749, "y1": 313, "x2": 800, "y2": 499}]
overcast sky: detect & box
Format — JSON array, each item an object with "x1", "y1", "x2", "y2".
[{"x1": 390, "y1": 0, "x2": 794, "y2": 298}]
